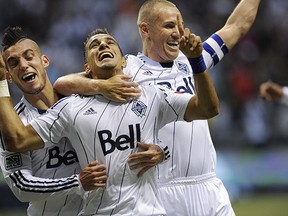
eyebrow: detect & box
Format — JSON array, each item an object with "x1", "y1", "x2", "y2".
[
  {"x1": 89, "y1": 36, "x2": 117, "y2": 48},
  {"x1": 6, "y1": 49, "x2": 34, "y2": 62}
]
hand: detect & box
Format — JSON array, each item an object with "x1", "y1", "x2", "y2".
[
  {"x1": 178, "y1": 16, "x2": 203, "y2": 59},
  {"x1": 79, "y1": 160, "x2": 107, "y2": 191},
  {"x1": 259, "y1": 81, "x2": 283, "y2": 101},
  {"x1": 99, "y1": 74, "x2": 141, "y2": 103},
  {"x1": 128, "y1": 142, "x2": 164, "y2": 177},
  {"x1": 0, "y1": 53, "x2": 7, "y2": 80}
]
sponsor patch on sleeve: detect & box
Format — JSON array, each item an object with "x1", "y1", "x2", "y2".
[{"x1": 4, "y1": 153, "x2": 22, "y2": 170}]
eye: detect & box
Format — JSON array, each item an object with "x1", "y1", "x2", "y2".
[
  {"x1": 165, "y1": 22, "x2": 176, "y2": 29},
  {"x1": 90, "y1": 41, "x2": 100, "y2": 49},
  {"x1": 7, "y1": 59, "x2": 18, "y2": 69},
  {"x1": 25, "y1": 55, "x2": 33, "y2": 61}
]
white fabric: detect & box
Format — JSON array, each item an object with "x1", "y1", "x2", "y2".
[
  {"x1": 0, "y1": 79, "x2": 10, "y2": 97},
  {"x1": 30, "y1": 78, "x2": 192, "y2": 215},
  {"x1": 124, "y1": 34, "x2": 235, "y2": 216},
  {"x1": 0, "y1": 97, "x2": 83, "y2": 216}
]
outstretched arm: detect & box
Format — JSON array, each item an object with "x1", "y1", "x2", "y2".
[
  {"x1": 216, "y1": 0, "x2": 261, "y2": 50},
  {"x1": 259, "y1": 81, "x2": 288, "y2": 106},
  {"x1": 54, "y1": 72, "x2": 141, "y2": 103},
  {"x1": 179, "y1": 25, "x2": 219, "y2": 121},
  {"x1": 259, "y1": 81, "x2": 284, "y2": 102}
]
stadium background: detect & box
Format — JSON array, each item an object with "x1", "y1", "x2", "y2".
[{"x1": 1, "y1": 0, "x2": 288, "y2": 215}]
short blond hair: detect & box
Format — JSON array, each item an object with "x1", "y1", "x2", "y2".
[{"x1": 137, "y1": 0, "x2": 176, "y2": 25}]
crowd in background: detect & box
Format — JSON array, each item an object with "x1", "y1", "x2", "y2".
[{"x1": 1, "y1": 0, "x2": 288, "y2": 148}]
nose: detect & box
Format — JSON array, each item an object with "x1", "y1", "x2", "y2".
[
  {"x1": 99, "y1": 41, "x2": 109, "y2": 50},
  {"x1": 18, "y1": 57, "x2": 29, "y2": 71},
  {"x1": 172, "y1": 26, "x2": 182, "y2": 39}
]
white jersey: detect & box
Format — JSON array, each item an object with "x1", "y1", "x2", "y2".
[
  {"x1": 125, "y1": 33, "x2": 235, "y2": 216},
  {"x1": 30, "y1": 76, "x2": 192, "y2": 216},
  {"x1": 125, "y1": 33, "x2": 228, "y2": 181},
  {"x1": 0, "y1": 97, "x2": 83, "y2": 216}
]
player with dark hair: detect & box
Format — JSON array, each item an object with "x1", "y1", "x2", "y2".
[
  {"x1": 0, "y1": 28, "x2": 219, "y2": 215},
  {"x1": 0, "y1": 26, "x2": 108, "y2": 216},
  {"x1": 54, "y1": 0, "x2": 261, "y2": 215}
]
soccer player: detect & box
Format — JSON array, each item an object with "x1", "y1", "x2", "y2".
[
  {"x1": 259, "y1": 81, "x2": 288, "y2": 106},
  {"x1": 0, "y1": 28, "x2": 219, "y2": 215},
  {"x1": 0, "y1": 26, "x2": 109, "y2": 216},
  {"x1": 54, "y1": 0, "x2": 261, "y2": 215}
]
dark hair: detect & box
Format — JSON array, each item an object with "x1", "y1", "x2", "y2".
[
  {"x1": 83, "y1": 28, "x2": 123, "y2": 62},
  {"x1": 2, "y1": 26, "x2": 27, "y2": 51}
]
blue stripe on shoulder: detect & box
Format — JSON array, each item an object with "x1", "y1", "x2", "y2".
[
  {"x1": 211, "y1": 33, "x2": 229, "y2": 55},
  {"x1": 203, "y1": 42, "x2": 220, "y2": 66}
]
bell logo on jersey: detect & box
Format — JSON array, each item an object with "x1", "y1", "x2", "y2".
[
  {"x1": 157, "y1": 76, "x2": 195, "y2": 95},
  {"x1": 4, "y1": 153, "x2": 22, "y2": 170},
  {"x1": 132, "y1": 100, "x2": 147, "y2": 117},
  {"x1": 99, "y1": 124, "x2": 141, "y2": 156},
  {"x1": 47, "y1": 146, "x2": 79, "y2": 168}
]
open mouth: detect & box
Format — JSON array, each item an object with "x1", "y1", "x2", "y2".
[
  {"x1": 167, "y1": 41, "x2": 179, "y2": 48},
  {"x1": 22, "y1": 72, "x2": 36, "y2": 82},
  {"x1": 99, "y1": 52, "x2": 114, "y2": 61}
]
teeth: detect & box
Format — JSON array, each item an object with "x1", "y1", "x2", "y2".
[
  {"x1": 22, "y1": 72, "x2": 36, "y2": 81},
  {"x1": 168, "y1": 41, "x2": 179, "y2": 46},
  {"x1": 99, "y1": 52, "x2": 113, "y2": 61},
  {"x1": 22, "y1": 72, "x2": 35, "y2": 79}
]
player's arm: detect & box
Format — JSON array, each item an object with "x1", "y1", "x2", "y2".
[
  {"x1": 0, "y1": 55, "x2": 43, "y2": 152},
  {"x1": 54, "y1": 72, "x2": 141, "y2": 103},
  {"x1": 259, "y1": 81, "x2": 288, "y2": 106},
  {"x1": 215, "y1": 0, "x2": 261, "y2": 50},
  {"x1": 0, "y1": 148, "x2": 106, "y2": 202},
  {"x1": 0, "y1": 95, "x2": 43, "y2": 152},
  {"x1": 179, "y1": 29, "x2": 219, "y2": 121}
]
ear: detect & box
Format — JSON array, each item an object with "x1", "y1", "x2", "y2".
[
  {"x1": 6, "y1": 72, "x2": 13, "y2": 83},
  {"x1": 139, "y1": 22, "x2": 149, "y2": 36},
  {"x1": 121, "y1": 56, "x2": 127, "y2": 69},
  {"x1": 42, "y1": 55, "x2": 50, "y2": 68},
  {"x1": 84, "y1": 63, "x2": 90, "y2": 72}
]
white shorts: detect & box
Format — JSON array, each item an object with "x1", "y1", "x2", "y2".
[{"x1": 157, "y1": 172, "x2": 235, "y2": 216}]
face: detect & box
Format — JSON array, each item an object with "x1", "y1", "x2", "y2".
[
  {"x1": 85, "y1": 33, "x2": 126, "y2": 79},
  {"x1": 143, "y1": 5, "x2": 183, "y2": 62},
  {"x1": 2, "y1": 39, "x2": 49, "y2": 95}
]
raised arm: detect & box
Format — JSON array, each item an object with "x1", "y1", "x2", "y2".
[
  {"x1": 0, "y1": 55, "x2": 43, "y2": 152},
  {"x1": 216, "y1": 0, "x2": 261, "y2": 50},
  {"x1": 179, "y1": 25, "x2": 219, "y2": 121},
  {"x1": 54, "y1": 72, "x2": 141, "y2": 103}
]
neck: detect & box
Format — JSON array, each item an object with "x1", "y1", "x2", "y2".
[
  {"x1": 91, "y1": 68, "x2": 123, "y2": 80},
  {"x1": 23, "y1": 81, "x2": 58, "y2": 110}
]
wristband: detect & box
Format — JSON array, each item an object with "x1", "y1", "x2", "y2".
[
  {"x1": 188, "y1": 55, "x2": 207, "y2": 74},
  {"x1": 0, "y1": 79, "x2": 10, "y2": 97}
]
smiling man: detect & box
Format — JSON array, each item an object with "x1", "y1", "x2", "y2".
[
  {"x1": 0, "y1": 26, "x2": 108, "y2": 216},
  {"x1": 0, "y1": 28, "x2": 219, "y2": 215}
]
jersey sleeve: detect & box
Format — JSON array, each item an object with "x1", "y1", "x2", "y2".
[
  {"x1": 0, "y1": 145, "x2": 81, "y2": 202},
  {"x1": 29, "y1": 97, "x2": 72, "y2": 147},
  {"x1": 155, "y1": 85, "x2": 192, "y2": 129},
  {"x1": 202, "y1": 33, "x2": 229, "y2": 69}
]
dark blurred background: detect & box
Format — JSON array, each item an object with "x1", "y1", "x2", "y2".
[{"x1": 1, "y1": 0, "x2": 288, "y2": 215}]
